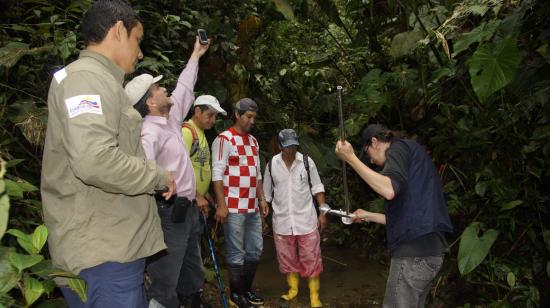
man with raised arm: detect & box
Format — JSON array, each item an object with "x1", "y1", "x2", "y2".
[{"x1": 124, "y1": 37, "x2": 211, "y2": 308}]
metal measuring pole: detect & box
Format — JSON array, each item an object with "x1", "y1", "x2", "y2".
[{"x1": 336, "y1": 86, "x2": 351, "y2": 219}]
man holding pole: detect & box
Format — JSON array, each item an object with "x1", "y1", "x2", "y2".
[
  {"x1": 335, "y1": 124, "x2": 453, "y2": 307},
  {"x1": 263, "y1": 129, "x2": 327, "y2": 308}
]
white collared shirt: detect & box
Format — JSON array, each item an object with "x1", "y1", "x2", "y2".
[{"x1": 263, "y1": 152, "x2": 325, "y2": 235}]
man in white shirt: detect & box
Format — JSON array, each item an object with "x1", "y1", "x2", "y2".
[{"x1": 263, "y1": 129, "x2": 327, "y2": 308}]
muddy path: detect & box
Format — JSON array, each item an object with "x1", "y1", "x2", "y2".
[{"x1": 202, "y1": 235, "x2": 386, "y2": 307}]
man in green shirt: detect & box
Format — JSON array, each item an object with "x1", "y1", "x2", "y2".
[
  {"x1": 177, "y1": 95, "x2": 226, "y2": 306},
  {"x1": 41, "y1": 0, "x2": 174, "y2": 307},
  {"x1": 181, "y1": 95, "x2": 226, "y2": 212}
]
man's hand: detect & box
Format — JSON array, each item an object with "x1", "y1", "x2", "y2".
[
  {"x1": 318, "y1": 213, "x2": 328, "y2": 232},
  {"x1": 162, "y1": 172, "x2": 176, "y2": 200},
  {"x1": 335, "y1": 140, "x2": 356, "y2": 163},
  {"x1": 260, "y1": 200, "x2": 269, "y2": 218},
  {"x1": 352, "y1": 209, "x2": 370, "y2": 223},
  {"x1": 215, "y1": 203, "x2": 229, "y2": 224},
  {"x1": 190, "y1": 36, "x2": 210, "y2": 61},
  {"x1": 196, "y1": 194, "x2": 210, "y2": 215}
]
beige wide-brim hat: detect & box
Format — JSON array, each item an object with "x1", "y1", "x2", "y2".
[{"x1": 125, "y1": 74, "x2": 163, "y2": 105}]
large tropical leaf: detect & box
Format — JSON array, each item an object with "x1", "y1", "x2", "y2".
[
  {"x1": 452, "y1": 20, "x2": 501, "y2": 57},
  {"x1": 468, "y1": 38, "x2": 521, "y2": 102},
  {"x1": 458, "y1": 222, "x2": 499, "y2": 275}
]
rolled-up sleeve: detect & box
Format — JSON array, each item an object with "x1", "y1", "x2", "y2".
[
  {"x1": 263, "y1": 162, "x2": 273, "y2": 202},
  {"x1": 307, "y1": 157, "x2": 325, "y2": 195}
]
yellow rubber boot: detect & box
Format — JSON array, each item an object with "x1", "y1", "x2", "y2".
[
  {"x1": 308, "y1": 276, "x2": 322, "y2": 307},
  {"x1": 280, "y1": 272, "x2": 299, "y2": 301}
]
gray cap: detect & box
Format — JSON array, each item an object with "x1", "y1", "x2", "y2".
[
  {"x1": 235, "y1": 98, "x2": 258, "y2": 112},
  {"x1": 278, "y1": 129, "x2": 299, "y2": 148}
]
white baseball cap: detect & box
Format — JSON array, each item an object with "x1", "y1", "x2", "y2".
[
  {"x1": 194, "y1": 95, "x2": 227, "y2": 116},
  {"x1": 125, "y1": 74, "x2": 163, "y2": 105}
]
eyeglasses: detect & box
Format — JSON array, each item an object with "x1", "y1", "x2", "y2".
[{"x1": 364, "y1": 144, "x2": 370, "y2": 153}]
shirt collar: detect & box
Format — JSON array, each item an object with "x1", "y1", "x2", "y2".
[
  {"x1": 79, "y1": 50, "x2": 125, "y2": 84},
  {"x1": 276, "y1": 152, "x2": 303, "y2": 166},
  {"x1": 144, "y1": 115, "x2": 168, "y2": 125},
  {"x1": 229, "y1": 127, "x2": 249, "y2": 137}
]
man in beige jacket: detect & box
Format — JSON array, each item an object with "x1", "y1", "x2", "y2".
[{"x1": 41, "y1": 1, "x2": 174, "y2": 307}]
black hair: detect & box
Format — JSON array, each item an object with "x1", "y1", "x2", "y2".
[
  {"x1": 133, "y1": 90, "x2": 150, "y2": 118},
  {"x1": 368, "y1": 129, "x2": 394, "y2": 145},
  {"x1": 359, "y1": 125, "x2": 395, "y2": 165},
  {"x1": 82, "y1": 0, "x2": 140, "y2": 45},
  {"x1": 191, "y1": 105, "x2": 210, "y2": 116}
]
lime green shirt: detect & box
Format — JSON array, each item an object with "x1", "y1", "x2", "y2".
[{"x1": 182, "y1": 119, "x2": 211, "y2": 196}]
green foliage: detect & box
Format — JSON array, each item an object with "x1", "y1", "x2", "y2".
[
  {"x1": 452, "y1": 20, "x2": 501, "y2": 56},
  {"x1": 1, "y1": 0, "x2": 549, "y2": 306},
  {"x1": 458, "y1": 222, "x2": 499, "y2": 275},
  {"x1": 468, "y1": 38, "x2": 521, "y2": 102}
]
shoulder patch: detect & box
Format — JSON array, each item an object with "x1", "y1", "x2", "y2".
[
  {"x1": 54, "y1": 68, "x2": 67, "y2": 84},
  {"x1": 65, "y1": 95, "x2": 103, "y2": 118}
]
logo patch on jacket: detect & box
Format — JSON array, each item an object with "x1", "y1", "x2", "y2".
[{"x1": 65, "y1": 95, "x2": 103, "y2": 118}]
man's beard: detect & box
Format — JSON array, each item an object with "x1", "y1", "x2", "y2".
[{"x1": 159, "y1": 100, "x2": 173, "y2": 114}]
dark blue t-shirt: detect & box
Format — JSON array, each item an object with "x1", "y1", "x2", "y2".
[{"x1": 380, "y1": 139, "x2": 453, "y2": 256}]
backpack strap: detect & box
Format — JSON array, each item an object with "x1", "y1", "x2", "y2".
[
  {"x1": 303, "y1": 153, "x2": 319, "y2": 212},
  {"x1": 269, "y1": 153, "x2": 318, "y2": 212},
  {"x1": 182, "y1": 122, "x2": 199, "y2": 156},
  {"x1": 302, "y1": 154, "x2": 313, "y2": 194}
]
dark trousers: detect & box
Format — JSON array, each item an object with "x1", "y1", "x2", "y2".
[
  {"x1": 60, "y1": 259, "x2": 147, "y2": 308},
  {"x1": 146, "y1": 198, "x2": 203, "y2": 308}
]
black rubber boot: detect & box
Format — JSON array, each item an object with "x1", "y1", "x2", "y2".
[
  {"x1": 243, "y1": 261, "x2": 264, "y2": 305},
  {"x1": 228, "y1": 265, "x2": 255, "y2": 308}
]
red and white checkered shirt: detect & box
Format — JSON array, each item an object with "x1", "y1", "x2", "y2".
[{"x1": 212, "y1": 127, "x2": 262, "y2": 214}]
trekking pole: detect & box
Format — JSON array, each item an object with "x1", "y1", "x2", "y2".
[
  {"x1": 201, "y1": 212, "x2": 229, "y2": 308},
  {"x1": 336, "y1": 86, "x2": 353, "y2": 225}
]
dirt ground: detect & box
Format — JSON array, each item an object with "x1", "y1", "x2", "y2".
[{"x1": 202, "y1": 235, "x2": 387, "y2": 308}]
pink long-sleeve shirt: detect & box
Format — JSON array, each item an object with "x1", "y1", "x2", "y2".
[{"x1": 140, "y1": 59, "x2": 198, "y2": 199}]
